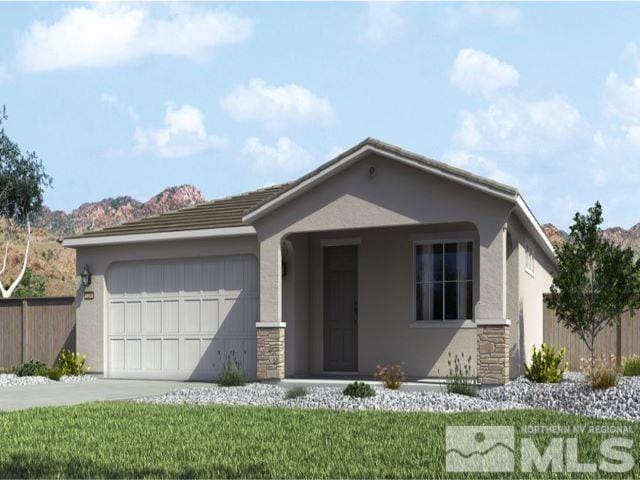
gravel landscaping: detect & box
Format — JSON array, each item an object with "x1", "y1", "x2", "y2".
[
  {"x1": 0, "y1": 373, "x2": 94, "y2": 387},
  {"x1": 136, "y1": 383, "x2": 527, "y2": 413},
  {"x1": 480, "y1": 373, "x2": 640, "y2": 421},
  {"x1": 135, "y1": 372, "x2": 640, "y2": 420}
]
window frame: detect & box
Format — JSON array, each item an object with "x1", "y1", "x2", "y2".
[
  {"x1": 524, "y1": 242, "x2": 535, "y2": 278},
  {"x1": 411, "y1": 237, "x2": 476, "y2": 324}
]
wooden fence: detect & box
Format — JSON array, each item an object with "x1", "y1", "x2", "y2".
[
  {"x1": 0, "y1": 297, "x2": 75, "y2": 368},
  {"x1": 543, "y1": 304, "x2": 638, "y2": 370}
]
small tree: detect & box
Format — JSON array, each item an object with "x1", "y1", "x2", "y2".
[
  {"x1": 13, "y1": 267, "x2": 46, "y2": 298},
  {"x1": 0, "y1": 107, "x2": 52, "y2": 298},
  {"x1": 546, "y1": 202, "x2": 640, "y2": 368}
]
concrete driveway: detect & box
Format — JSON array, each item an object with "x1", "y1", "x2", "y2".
[{"x1": 0, "y1": 379, "x2": 212, "y2": 411}]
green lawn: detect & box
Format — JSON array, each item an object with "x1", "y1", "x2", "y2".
[{"x1": 0, "y1": 403, "x2": 637, "y2": 478}]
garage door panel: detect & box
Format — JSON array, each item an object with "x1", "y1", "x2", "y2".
[
  {"x1": 110, "y1": 302, "x2": 125, "y2": 334},
  {"x1": 108, "y1": 255, "x2": 258, "y2": 380},
  {"x1": 224, "y1": 258, "x2": 244, "y2": 292},
  {"x1": 162, "y1": 300, "x2": 180, "y2": 333},
  {"x1": 143, "y1": 301, "x2": 162, "y2": 333},
  {"x1": 202, "y1": 299, "x2": 219, "y2": 333},
  {"x1": 182, "y1": 299, "x2": 200, "y2": 332},
  {"x1": 185, "y1": 262, "x2": 203, "y2": 293},
  {"x1": 125, "y1": 302, "x2": 142, "y2": 333},
  {"x1": 163, "y1": 262, "x2": 184, "y2": 294},
  {"x1": 182, "y1": 338, "x2": 201, "y2": 371},
  {"x1": 110, "y1": 339, "x2": 125, "y2": 370},
  {"x1": 146, "y1": 264, "x2": 163, "y2": 293},
  {"x1": 144, "y1": 339, "x2": 162, "y2": 370},
  {"x1": 162, "y1": 338, "x2": 180, "y2": 370},
  {"x1": 126, "y1": 339, "x2": 142, "y2": 370}
]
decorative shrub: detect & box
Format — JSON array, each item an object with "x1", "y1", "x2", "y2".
[
  {"x1": 444, "y1": 352, "x2": 478, "y2": 397},
  {"x1": 47, "y1": 368, "x2": 62, "y2": 381},
  {"x1": 584, "y1": 354, "x2": 620, "y2": 389},
  {"x1": 373, "y1": 363, "x2": 406, "y2": 390},
  {"x1": 622, "y1": 356, "x2": 640, "y2": 376},
  {"x1": 16, "y1": 360, "x2": 49, "y2": 377},
  {"x1": 285, "y1": 386, "x2": 308, "y2": 399},
  {"x1": 218, "y1": 352, "x2": 246, "y2": 387},
  {"x1": 56, "y1": 349, "x2": 87, "y2": 376},
  {"x1": 343, "y1": 381, "x2": 375, "y2": 398},
  {"x1": 523, "y1": 344, "x2": 567, "y2": 383}
]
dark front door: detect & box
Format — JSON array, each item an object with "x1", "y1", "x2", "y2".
[{"x1": 323, "y1": 245, "x2": 358, "y2": 372}]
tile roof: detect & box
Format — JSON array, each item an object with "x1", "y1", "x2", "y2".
[{"x1": 66, "y1": 183, "x2": 290, "y2": 239}]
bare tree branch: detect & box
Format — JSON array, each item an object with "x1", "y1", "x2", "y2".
[{"x1": 0, "y1": 216, "x2": 30, "y2": 298}]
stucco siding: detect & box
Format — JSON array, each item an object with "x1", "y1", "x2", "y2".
[
  {"x1": 74, "y1": 235, "x2": 259, "y2": 373},
  {"x1": 287, "y1": 224, "x2": 480, "y2": 378},
  {"x1": 507, "y1": 214, "x2": 554, "y2": 368}
]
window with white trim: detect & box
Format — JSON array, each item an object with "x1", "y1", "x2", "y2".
[
  {"x1": 414, "y1": 241, "x2": 473, "y2": 321},
  {"x1": 525, "y1": 243, "x2": 535, "y2": 275}
]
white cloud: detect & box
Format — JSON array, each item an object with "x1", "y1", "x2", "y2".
[
  {"x1": 17, "y1": 4, "x2": 253, "y2": 72},
  {"x1": 443, "y1": 4, "x2": 521, "y2": 32},
  {"x1": 134, "y1": 103, "x2": 226, "y2": 158},
  {"x1": 101, "y1": 93, "x2": 139, "y2": 121},
  {"x1": 590, "y1": 167, "x2": 607, "y2": 187},
  {"x1": 443, "y1": 150, "x2": 518, "y2": 186},
  {"x1": 220, "y1": 78, "x2": 334, "y2": 126},
  {"x1": 451, "y1": 49, "x2": 519, "y2": 97},
  {"x1": 450, "y1": 49, "x2": 583, "y2": 156},
  {"x1": 358, "y1": 2, "x2": 406, "y2": 46},
  {"x1": 242, "y1": 137, "x2": 314, "y2": 174},
  {"x1": 455, "y1": 95, "x2": 583, "y2": 155}
]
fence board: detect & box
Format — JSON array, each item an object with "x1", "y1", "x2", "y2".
[
  {"x1": 544, "y1": 302, "x2": 637, "y2": 370},
  {"x1": 0, "y1": 297, "x2": 75, "y2": 369}
]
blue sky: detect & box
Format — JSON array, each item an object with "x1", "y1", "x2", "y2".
[{"x1": 1, "y1": 2, "x2": 639, "y2": 229}]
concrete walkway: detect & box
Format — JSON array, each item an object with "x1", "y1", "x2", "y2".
[{"x1": 0, "y1": 379, "x2": 213, "y2": 412}]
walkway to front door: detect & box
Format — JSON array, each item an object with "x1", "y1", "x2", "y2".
[{"x1": 323, "y1": 245, "x2": 358, "y2": 372}]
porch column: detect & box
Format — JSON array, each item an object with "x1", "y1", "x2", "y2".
[
  {"x1": 256, "y1": 235, "x2": 286, "y2": 380},
  {"x1": 476, "y1": 223, "x2": 510, "y2": 384}
]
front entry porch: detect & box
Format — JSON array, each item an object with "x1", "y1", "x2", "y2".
[{"x1": 255, "y1": 223, "x2": 512, "y2": 385}]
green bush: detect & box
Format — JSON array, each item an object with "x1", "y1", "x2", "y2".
[
  {"x1": 47, "y1": 368, "x2": 62, "y2": 381},
  {"x1": 56, "y1": 349, "x2": 87, "y2": 376},
  {"x1": 284, "y1": 386, "x2": 308, "y2": 399},
  {"x1": 623, "y1": 356, "x2": 640, "y2": 376},
  {"x1": 15, "y1": 360, "x2": 49, "y2": 377},
  {"x1": 218, "y1": 352, "x2": 246, "y2": 387},
  {"x1": 343, "y1": 381, "x2": 375, "y2": 398},
  {"x1": 444, "y1": 352, "x2": 478, "y2": 397},
  {"x1": 523, "y1": 343, "x2": 568, "y2": 383}
]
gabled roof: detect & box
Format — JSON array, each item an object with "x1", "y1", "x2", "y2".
[
  {"x1": 241, "y1": 137, "x2": 556, "y2": 263},
  {"x1": 63, "y1": 138, "x2": 555, "y2": 263},
  {"x1": 62, "y1": 184, "x2": 289, "y2": 247}
]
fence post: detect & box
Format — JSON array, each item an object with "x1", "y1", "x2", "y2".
[{"x1": 21, "y1": 299, "x2": 28, "y2": 363}]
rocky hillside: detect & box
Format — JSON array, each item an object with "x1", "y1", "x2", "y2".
[
  {"x1": 0, "y1": 185, "x2": 205, "y2": 297},
  {"x1": 542, "y1": 223, "x2": 640, "y2": 254},
  {"x1": 36, "y1": 184, "x2": 205, "y2": 236}
]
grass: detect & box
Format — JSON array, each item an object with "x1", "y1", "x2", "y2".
[{"x1": 0, "y1": 403, "x2": 637, "y2": 478}]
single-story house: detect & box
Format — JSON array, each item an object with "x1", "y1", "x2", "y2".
[{"x1": 63, "y1": 138, "x2": 556, "y2": 384}]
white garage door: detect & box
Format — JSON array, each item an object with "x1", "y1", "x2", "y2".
[{"x1": 107, "y1": 255, "x2": 258, "y2": 380}]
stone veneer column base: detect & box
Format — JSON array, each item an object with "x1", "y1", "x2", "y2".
[
  {"x1": 477, "y1": 324, "x2": 510, "y2": 385},
  {"x1": 257, "y1": 326, "x2": 285, "y2": 380}
]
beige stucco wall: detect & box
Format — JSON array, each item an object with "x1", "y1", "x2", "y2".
[
  {"x1": 506, "y1": 214, "x2": 554, "y2": 375},
  {"x1": 287, "y1": 225, "x2": 479, "y2": 378},
  {"x1": 255, "y1": 152, "x2": 522, "y2": 378},
  {"x1": 73, "y1": 236, "x2": 259, "y2": 373},
  {"x1": 253, "y1": 153, "x2": 516, "y2": 330}
]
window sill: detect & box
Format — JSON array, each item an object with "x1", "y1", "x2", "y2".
[
  {"x1": 409, "y1": 320, "x2": 476, "y2": 329},
  {"x1": 525, "y1": 267, "x2": 535, "y2": 279}
]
